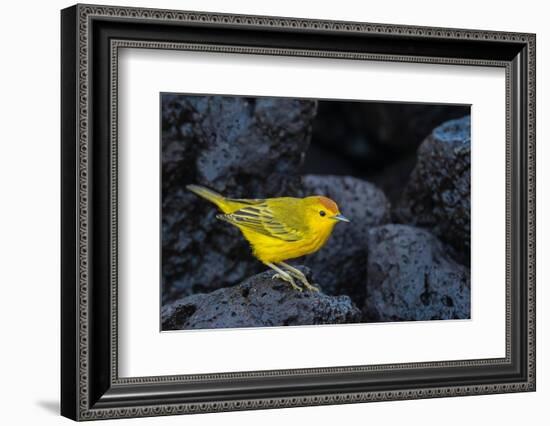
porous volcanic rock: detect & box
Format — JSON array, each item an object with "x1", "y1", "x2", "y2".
[
  {"x1": 161, "y1": 267, "x2": 362, "y2": 330},
  {"x1": 299, "y1": 175, "x2": 390, "y2": 304},
  {"x1": 364, "y1": 225, "x2": 470, "y2": 322},
  {"x1": 394, "y1": 115, "x2": 471, "y2": 264},
  {"x1": 162, "y1": 95, "x2": 317, "y2": 302}
]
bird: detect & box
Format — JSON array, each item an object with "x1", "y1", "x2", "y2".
[{"x1": 186, "y1": 184, "x2": 350, "y2": 292}]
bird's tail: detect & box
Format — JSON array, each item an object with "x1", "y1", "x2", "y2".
[{"x1": 186, "y1": 184, "x2": 231, "y2": 213}]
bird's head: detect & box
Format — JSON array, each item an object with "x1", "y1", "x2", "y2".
[{"x1": 303, "y1": 196, "x2": 350, "y2": 231}]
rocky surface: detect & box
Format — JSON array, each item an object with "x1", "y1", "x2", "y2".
[
  {"x1": 394, "y1": 115, "x2": 471, "y2": 264},
  {"x1": 162, "y1": 267, "x2": 362, "y2": 330},
  {"x1": 161, "y1": 95, "x2": 317, "y2": 301},
  {"x1": 364, "y1": 225, "x2": 470, "y2": 322},
  {"x1": 300, "y1": 175, "x2": 390, "y2": 304}
]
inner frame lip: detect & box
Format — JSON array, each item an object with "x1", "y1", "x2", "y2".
[{"x1": 111, "y1": 39, "x2": 511, "y2": 383}]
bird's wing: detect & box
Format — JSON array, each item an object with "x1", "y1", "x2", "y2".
[{"x1": 217, "y1": 203, "x2": 304, "y2": 242}]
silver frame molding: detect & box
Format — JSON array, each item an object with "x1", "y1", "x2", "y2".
[{"x1": 61, "y1": 3, "x2": 536, "y2": 421}]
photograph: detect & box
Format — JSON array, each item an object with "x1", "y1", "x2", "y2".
[{"x1": 160, "y1": 94, "x2": 472, "y2": 331}]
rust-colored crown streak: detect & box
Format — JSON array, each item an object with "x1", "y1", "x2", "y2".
[{"x1": 317, "y1": 196, "x2": 339, "y2": 214}]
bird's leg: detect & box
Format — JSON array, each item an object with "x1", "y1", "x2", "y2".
[
  {"x1": 278, "y1": 262, "x2": 319, "y2": 292},
  {"x1": 265, "y1": 262, "x2": 302, "y2": 292}
]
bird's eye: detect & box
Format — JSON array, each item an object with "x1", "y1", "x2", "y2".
[{"x1": 319, "y1": 210, "x2": 326, "y2": 217}]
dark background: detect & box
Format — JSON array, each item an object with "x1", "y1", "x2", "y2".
[{"x1": 302, "y1": 101, "x2": 469, "y2": 202}]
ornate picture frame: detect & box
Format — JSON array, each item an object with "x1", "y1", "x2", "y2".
[{"x1": 61, "y1": 4, "x2": 536, "y2": 421}]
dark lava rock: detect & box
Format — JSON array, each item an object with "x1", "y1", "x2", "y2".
[
  {"x1": 364, "y1": 225, "x2": 470, "y2": 322},
  {"x1": 300, "y1": 175, "x2": 390, "y2": 304},
  {"x1": 394, "y1": 115, "x2": 471, "y2": 265},
  {"x1": 161, "y1": 267, "x2": 362, "y2": 330},
  {"x1": 162, "y1": 94, "x2": 317, "y2": 302}
]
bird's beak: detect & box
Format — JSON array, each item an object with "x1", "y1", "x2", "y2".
[{"x1": 332, "y1": 214, "x2": 350, "y2": 223}]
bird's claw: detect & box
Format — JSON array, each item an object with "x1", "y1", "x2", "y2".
[
  {"x1": 272, "y1": 272, "x2": 319, "y2": 292},
  {"x1": 271, "y1": 273, "x2": 303, "y2": 292},
  {"x1": 288, "y1": 269, "x2": 319, "y2": 292},
  {"x1": 301, "y1": 281, "x2": 319, "y2": 292},
  {"x1": 293, "y1": 274, "x2": 318, "y2": 292}
]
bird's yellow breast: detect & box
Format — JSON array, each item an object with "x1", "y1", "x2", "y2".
[{"x1": 239, "y1": 224, "x2": 334, "y2": 263}]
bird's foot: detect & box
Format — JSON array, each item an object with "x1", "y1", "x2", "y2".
[
  {"x1": 290, "y1": 272, "x2": 318, "y2": 291},
  {"x1": 298, "y1": 278, "x2": 319, "y2": 292},
  {"x1": 279, "y1": 263, "x2": 319, "y2": 292},
  {"x1": 271, "y1": 273, "x2": 303, "y2": 292}
]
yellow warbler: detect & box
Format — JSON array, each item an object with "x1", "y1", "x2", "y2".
[{"x1": 186, "y1": 184, "x2": 349, "y2": 291}]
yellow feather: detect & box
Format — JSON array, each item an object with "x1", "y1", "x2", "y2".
[{"x1": 186, "y1": 185, "x2": 347, "y2": 264}]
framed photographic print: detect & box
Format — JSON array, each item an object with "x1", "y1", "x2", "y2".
[{"x1": 61, "y1": 3, "x2": 536, "y2": 421}]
